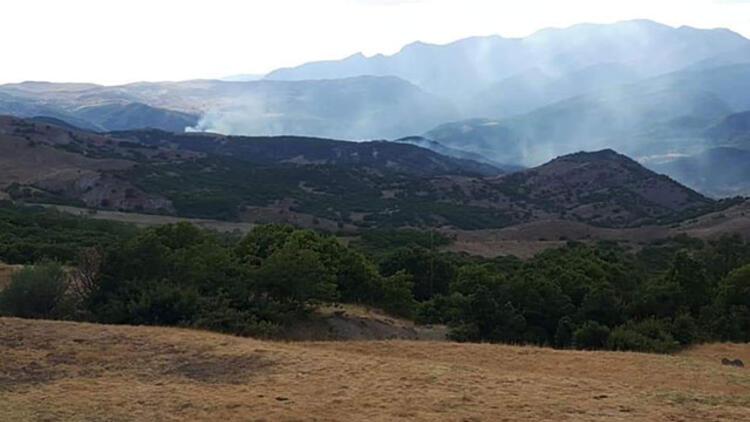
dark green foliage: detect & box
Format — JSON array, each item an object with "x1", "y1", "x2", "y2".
[
  {"x1": 418, "y1": 235, "x2": 750, "y2": 352},
  {"x1": 0, "y1": 202, "x2": 136, "y2": 264},
  {"x1": 379, "y1": 247, "x2": 456, "y2": 301},
  {"x1": 712, "y1": 264, "x2": 750, "y2": 342},
  {"x1": 2, "y1": 201, "x2": 750, "y2": 352},
  {"x1": 76, "y1": 221, "x2": 414, "y2": 336},
  {"x1": 258, "y1": 243, "x2": 337, "y2": 306},
  {"x1": 379, "y1": 271, "x2": 417, "y2": 318},
  {"x1": 574, "y1": 321, "x2": 611, "y2": 350},
  {"x1": 554, "y1": 316, "x2": 575, "y2": 348},
  {"x1": 0, "y1": 262, "x2": 72, "y2": 319},
  {"x1": 353, "y1": 229, "x2": 452, "y2": 257},
  {"x1": 607, "y1": 319, "x2": 679, "y2": 353}
]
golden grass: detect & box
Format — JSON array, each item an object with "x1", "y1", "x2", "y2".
[{"x1": 1, "y1": 318, "x2": 748, "y2": 421}]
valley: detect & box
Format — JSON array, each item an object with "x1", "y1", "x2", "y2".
[{"x1": 3, "y1": 12, "x2": 750, "y2": 422}]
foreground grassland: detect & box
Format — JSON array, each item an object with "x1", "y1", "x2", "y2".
[{"x1": 1, "y1": 318, "x2": 748, "y2": 421}]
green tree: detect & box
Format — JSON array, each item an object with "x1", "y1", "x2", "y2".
[
  {"x1": 0, "y1": 262, "x2": 72, "y2": 319},
  {"x1": 666, "y1": 251, "x2": 711, "y2": 314},
  {"x1": 574, "y1": 321, "x2": 610, "y2": 350},
  {"x1": 712, "y1": 264, "x2": 750, "y2": 341},
  {"x1": 379, "y1": 247, "x2": 455, "y2": 301},
  {"x1": 379, "y1": 271, "x2": 416, "y2": 317},
  {"x1": 259, "y1": 243, "x2": 337, "y2": 307}
]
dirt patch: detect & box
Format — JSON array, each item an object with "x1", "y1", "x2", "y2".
[
  {"x1": 282, "y1": 305, "x2": 447, "y2": 341},
  {"x1": 164, "y1": 354, "x2": 270, "y2": 384},
  {"x1": 0, "y1": 360, "x2": 65, "y2": 392},
  {"x1": 0, "y1": 318, "x2": 274, "y2": 392}
]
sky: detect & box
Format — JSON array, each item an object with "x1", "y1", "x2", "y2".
[{"x1": 2, "y1": 0, "x2": 750, "y2": 85}]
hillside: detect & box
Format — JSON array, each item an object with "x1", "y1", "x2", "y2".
[
  {"x1": 0, "y1": 117, "x2": 722, "y2": 229},
  {"x1": 74, "y1": 102, "x2": 199, "y2": 133},
  {"x1": 266, "y1": 20, "x2": 750, "y2": 100},
  {"x1": 706, "y1": 110, "x2": 750, "y2": 147},
  {"x1": 1, "y1": 317, "x2": 748, "y2": 421},
  {"x1": 425, "y1": 85, "x2": 733, "y2": 167},
  {"x1": 496, "y1": 149, "x2": 714, "y2": 226},
  {"x1": 428, "y1": 149, "x2": 716, "y2": 228},
  {"x1": 651, "y1": 147, "x2": 750, "y2": 197},
  {"x1": 0, "y1": 76, "x2": 457, "y2": 139}
]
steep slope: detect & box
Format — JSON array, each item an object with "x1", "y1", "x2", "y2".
[
  {"x1": 489, "y1": 149, "x2": 715, "y2": 227},
  {"x1": 650, "y1": 147, "x2": 750, "y2": 197},
  {"x1": 0, "y1": 117, "x2": 717, "y2": 230},
  {"x1": 641, "y1": 63, "x2": 750, "y2": 112},
  {"x1": 111, "y1": 129, "x2": 503, "y2": 177},
  {"x1": 74, "y1": 102, "x2": 199, "y2": 132},
  {"x1": 0, "y1": 116, "x2": 174, "y2": 212},
  {"x1": 426, "y1": 86, "x2": 731, "y2": 166},
  {"x1": 2, "y1": 318, "x2": 749, "y2": 422},
  {"x1": 0, "y1": 76, "x2": 458, "y2": 140},
  {"x1": 266, "y1": 20, "x2": 750, "y2": 99},
  {"x1": 466, "y1": 62, "x2": 641, "y2": 118},
  {"x1": 705, "y1": 110, "x2": 750, "y2": 147},
  {"x1": 393, "y1": 136, "x2": 525, "y2": 172}
]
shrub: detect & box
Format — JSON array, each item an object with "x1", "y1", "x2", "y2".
[
  {"x1": 193, "y1": 295, "x2": 281, "y2": 338},
  {"x1": 0, "y1": 262, "x2": 73, "y2": 319},
  {"x1": 607, "y1": 318, "x2": 679, "y2": 353},
  {"x1": 554, "y1": 316, "x2": 575, "y2": 348},
  {"x1": 125, "y1": 281, "x2": 199, "y2": 326},
  {"x1": 379, "y1": 271, "x2": 416, "y2": 318},
  {"x1": 607, "y1": 327, "x2": 654, "y2": 352},
  {"x1": 574, "y1": 321, "x2": 610, "y2": 350},
  {"x1": 671, "y1": 313, "x2": 699, "y2": 345}
]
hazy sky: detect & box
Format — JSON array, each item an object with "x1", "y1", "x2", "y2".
[{"x1": 3, "y1": 0, "x2": 750, "y2": 85}]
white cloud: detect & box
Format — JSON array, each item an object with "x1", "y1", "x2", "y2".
[{"x1": 1, "y1": 0, "x2": 749, "y2": 85}]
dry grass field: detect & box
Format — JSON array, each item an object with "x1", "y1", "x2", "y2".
[{"x1": 1, "y1": 317, "x2": 748, "y2": 421}]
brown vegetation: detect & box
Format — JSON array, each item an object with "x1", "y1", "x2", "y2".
[{"x1": 1, "y1": 317, "x2": 748, "y2": 421}]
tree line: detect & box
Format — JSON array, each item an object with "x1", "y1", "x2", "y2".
[{"x1": 1, "y1": 202, "x2": 749, "y2": 352}]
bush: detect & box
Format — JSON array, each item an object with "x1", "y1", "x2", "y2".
[
  {"x1": 193, "y1": 295, "x2": 280, "y2": 338},
  {"x1": 554, "y1": 316, "x2": 575, "y2": 348},
  {"x1": 671, "y1": 313, "x2": 699, "y2": 345},
  {"x1": 125, "y1": 281, "x2": 199, "y2": 326},
  {"x1": 607, "y1": 319, "x2": 679, "y2": 353},
  {"x1": 379, "y1": 271, "x2": 416, "y2": 318},
  {"x1": 607, "y1": 327, "x2": 655, "y2": 352},
  {"x1": 574, "y1": 321, "x2": 610, "y2": 350},
  {"x1": 0, "y1": 262, "x2": 73, "y2": 319}
]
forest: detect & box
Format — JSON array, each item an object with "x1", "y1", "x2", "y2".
[{"x1": 1, "y1": 201, "x2": 749, "y2": 352}]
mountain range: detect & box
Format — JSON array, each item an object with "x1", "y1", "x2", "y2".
[
  {"x1": 0, "y1": 116, "x2": 728, "y2": 231},
  {"x1": 2, "y1": 19, "x2": 750, "y2": 199}
]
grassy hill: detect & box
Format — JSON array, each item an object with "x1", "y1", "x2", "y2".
[{"x1": 1, "y1": 317, "x2": 748, "y2": 421}]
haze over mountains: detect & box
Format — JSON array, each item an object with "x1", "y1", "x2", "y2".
[{"x1": 2, "y1": 19, "x2": 750, "y2": 198}]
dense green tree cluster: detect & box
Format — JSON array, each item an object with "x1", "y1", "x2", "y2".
[
  {"x1": 0, "y1": 220, "x2": 416, "y2": 336},
  {"x1": 412, "y1": 237, "x2": 750, "y2": 351},
  {"x1": 1, "y1": 201, "x2": 750, "y2": 352},
  {"x1": 0, "y1": 202, "x2": 136, "y2": 264}
]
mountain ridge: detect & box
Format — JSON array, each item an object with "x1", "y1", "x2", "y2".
[{"x1": 0, "y1": 116, "x2": 720, "y2": 230}]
